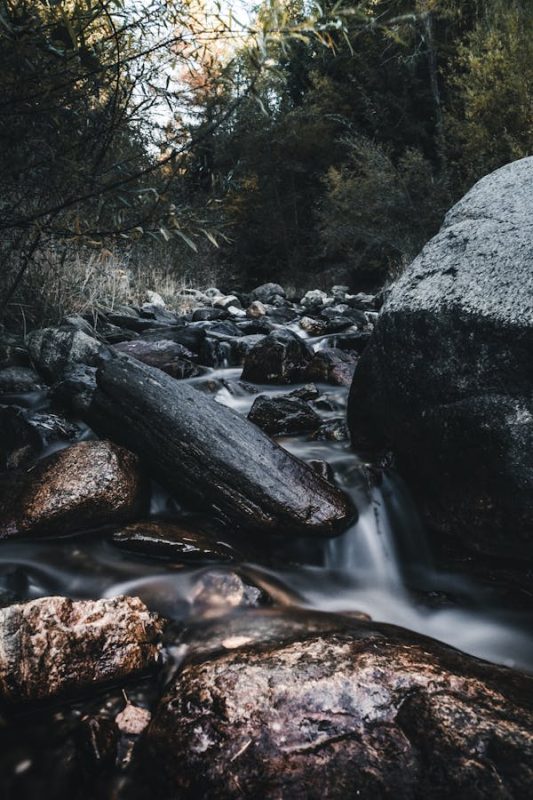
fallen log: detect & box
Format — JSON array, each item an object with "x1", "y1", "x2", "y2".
[{"x1": 88, "y1": 355, "x2": 355, "y2": 537}]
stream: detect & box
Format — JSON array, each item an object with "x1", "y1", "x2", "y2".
[{"x1": 2, "y1": 365, "x2": 532, "y2": 673}]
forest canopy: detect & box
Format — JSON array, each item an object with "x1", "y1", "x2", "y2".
[{"x1": 1, "y1": 0, "x2": 532, "y2": 322}]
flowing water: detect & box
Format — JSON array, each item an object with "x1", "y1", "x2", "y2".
[{"x1": 1, "y1": 365, "x2": 533, "y2": 672}]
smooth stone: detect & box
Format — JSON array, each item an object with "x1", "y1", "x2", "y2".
[
  {"x1": 0, "y1": 440, "x2": 146, "y2": 539},
  {"x1": 111, "y1": 520, "x2": 242, "y2": 562}
]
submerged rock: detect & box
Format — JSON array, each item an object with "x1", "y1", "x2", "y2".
[
  {"x1": 0, "y1": 595, "x2": 163, "y2": 702},
  {"x1": 241, "y1": 329, "x2": 314, "y2": 384},
  {"x1": 86, "y1": 356, "x2": 354, "y2": 537},
  {"x1": 0, "y1": 440, "x2": 145, "y2": 539},
  {"x1": 348, "y1": 157, "x2": 533, "y2": 557},
  {"x1": 111, "y1": 520, "x2": 241, "y2": 562},
  {"x1": 144, "y1": 609, "x2": 533, "y2": 799},
  {"x1": 247, "y1": 394, "x2": 321, "y2": 437}
]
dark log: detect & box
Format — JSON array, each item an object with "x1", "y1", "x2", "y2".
[{"x1": 88, "y1": 355, "x2": 355, "y2": 537}]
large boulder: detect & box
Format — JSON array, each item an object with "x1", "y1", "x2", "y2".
[
  {"x1": 143, "y1": 609, "x2": 533, "y2": 799},
  {"x1": 348, "y1": 158, "x2": 533, "y2": 557}
]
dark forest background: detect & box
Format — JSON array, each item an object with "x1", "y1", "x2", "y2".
[{"x1": 1, "y1": 0, "x2": 532, "y2": 325}]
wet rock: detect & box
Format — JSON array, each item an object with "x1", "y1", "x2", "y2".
[
  {"x1": 144, "y1": 609, "x2": 533, "y2": 799},
  {"x1": 111, "y1": 520, "x2": 241, "y2": 562},
  {"x1": 0, "y1": 440, "x2": 145, "y2": 539},
  {"x1": 241, "y1": 329, "x2": 314, "y2": 384},
  {"x1": 112, "y1": 339, "x2": 200, "y2": 379},
  {"x1": 52, "y1": 363, "x2": 97, "y2": 414},
  {"x1": 309, "y1": 459, "x2": 334, "y2": 482},
  {"x1": 96, "y1": 319, "x2": 139, "y2": 344},
  {"x1": 314, "y1": 418, "x2": 349, "y2": 441},
  {"x1": 251, "y1": 283, "x2": 286, "y2": 304},
  {"x1": 289, "y1": 383, "x2": 320, "y2": 401},
  {"x1": 87, "y1": 356, "x2": 355, "y2": 537},
  {"x1": 246, "y1": 300, "x2": 267, "y2": 318},
  {"x1": 306, "y1": 348, "x2": 358, "y2": 386},
  {"x1": 27, "y1": 327, "x2": 102, "y2": 382},
  {"x1": 0, "y1": 406, "x2": 81, "y2": 470},
  {"x1": 0, "y1": 595, "x2": 163, "y2": 702},
  {"x1": 248, "y1": 394, "x2": 321, "y2": 437},
  {"x1": 0, "y1": 366, "x2": 43, "y2": 394},
  {"x1": 348, "y1": 157, "x2": 533, "y2": 557},
  {"x1": 116, "y1": 703, "x2": 151, "y2": 736}
]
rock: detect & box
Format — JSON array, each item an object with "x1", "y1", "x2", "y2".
[
  {"x1": 299, "y1": 316, "x2": 327, "y2": 336},
  {"x1": 345, "y1": 292, "x2": 376, "y2": 311},
  {"x1": 246, "y1": 300, "x2": 267, "y2": 319},
  {"x1": 111, "y1": 520, "x2": 241, "y2": 562},
  {"x1": 145, "y1": 290, "x2": 166, "y2": 308},
  {"x1": 314, "y1": 418, "x2": 349, "y2": 441},
  {"x1": 52, "y1": 363, "x2": 98, "y2": 414},
  {"x1": 192, "y1": 307, "x2": 229, "y2": 322},
  {"x1": 248, "y1": 394, "x2": 321, "y2": 436},
  {"x1": 0, "y1": 595, "x2": 163, "y2": 702},
  {"x1": 213, "y1": 294, "x2": 242, "y2": 311},
  {"x1": 241, "y1": 329, "x2": 314, "y2": 384},
  {"x1": 306, "y1": 348, "x2": 358, "y2": 386},
  {"x1": 331, "y1": 284, "x2": 349, "y2": 300},
  {"x1": 301, "y1": 289, "x2": 331, "y2": 310},
  {"x1": 189, "y1": 570, "x2": 263, "y2": 617},
  {"x1": 309, "y1": 459, "x2": 334, "y2": 482},
  {"x1": 323, "y1": 330, "x2": 371, "y2": 354},
  {"x1": 0, "y1": 406, "x2": 81, "y2": 469},
  {"x1": 250, "y1": 283, "x2": 286, "y2": 304},
  {"x1": 144, "y1": 609, "x2": 533, "y2": 799},
  {"x1": 348, "y1": 157, "x2": 533, "y2": 557},
  {"x1": 27, "y1": 327, "x2": 102, "y2": 382},
  {"x1": 0, "y1": 366, "x2": 43, "y2": 393},
  {"x1": 116, "y1": 703, "x2": 152, "y2": 736},
  {"x1": 112, "y1": 339, "x2": 200, "y2": 379},
  {"x1": 237, "y1": 318, "x2": 275, "y2": 336},
  {"x1": 0, "y1": 440, "x2": 145, "y2": 539},
  {"x1": 86, "y1": 356, "x2": 355, "y2": 537},
  {"x1": 0, "y1": 333, "x2": 29, "y2": 368},
  {"x1": 61, "y1": 313, "x2": 96, "y2": 336}
]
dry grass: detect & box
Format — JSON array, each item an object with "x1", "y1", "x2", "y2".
[{"x1": 5, "y1": 239, "x2": 226, "y2": 328}]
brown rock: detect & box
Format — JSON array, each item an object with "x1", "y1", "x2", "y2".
[
  {"x1": 306, "y1": 348, "x2": 358, "y2": 386},
  {"x1": 0, "y1": 595, "x2": 163, "y2": 702},
  {"x1": 144, "y1": 609, "x2": 533, "y2": 799},
  {"x1": 0, "y1": 440, "x2": 145, "y2": 539},
  {"x1": 111, "y1": 520, "x2": 242, "y2": 562}
]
